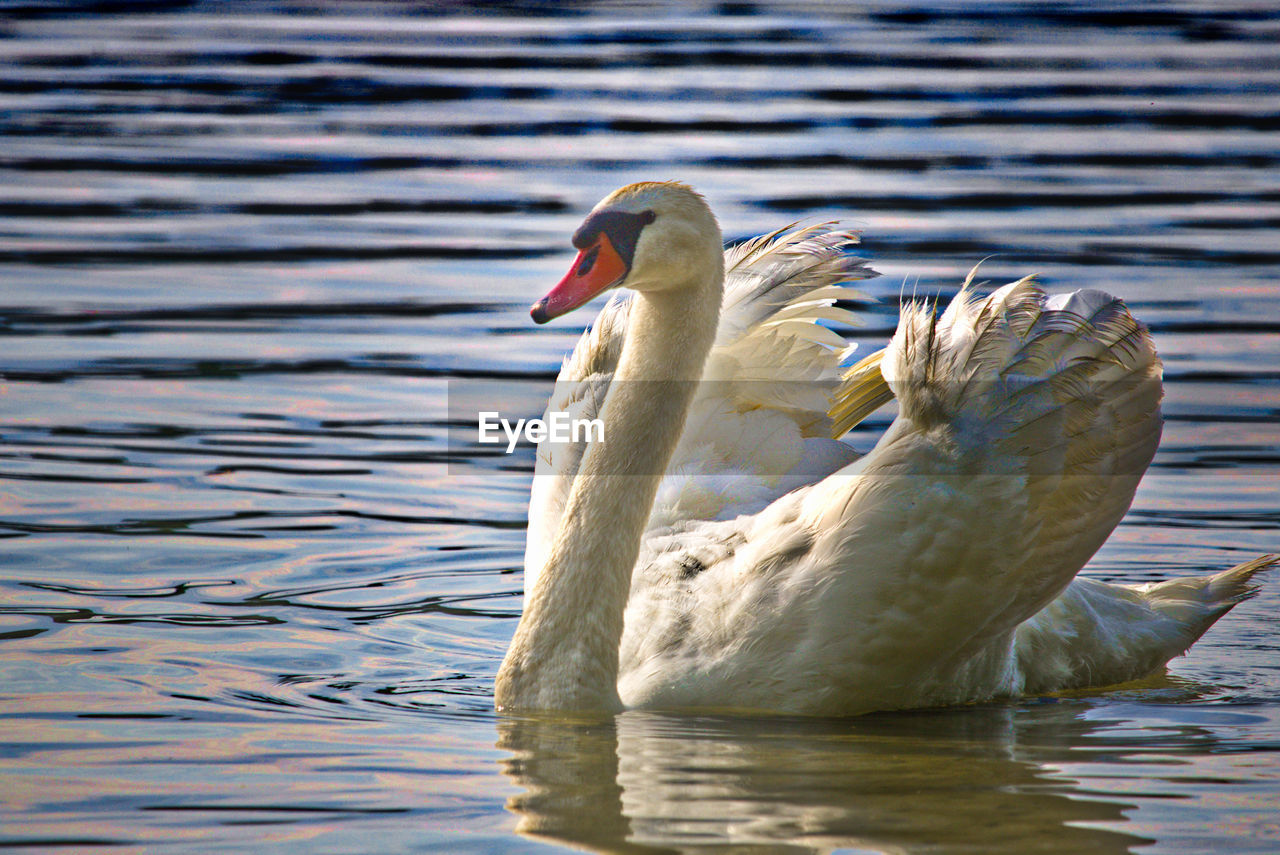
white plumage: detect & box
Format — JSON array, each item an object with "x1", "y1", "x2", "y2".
[{"x1": 496, "y1": 181, "x2": 1276, "y2": 715}]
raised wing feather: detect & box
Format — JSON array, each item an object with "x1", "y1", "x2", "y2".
[
  {"x1": 618, "y1": 277, "x2": 1163, "y2": 713},
  {"x1": 806, "y1": 279, "x2": 1162, "y2": 688}
]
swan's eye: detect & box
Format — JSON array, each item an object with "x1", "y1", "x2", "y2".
[
  {"x1": 576, "y1": 245, "x2": 600, "y2": 277},
  {"x1": 573, "y1": 210, "x2": 654, "y2": 253}
]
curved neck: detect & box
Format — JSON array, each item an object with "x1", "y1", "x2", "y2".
[{"x1": 497, "y1": 259, "x2": 724, "y2": 713}]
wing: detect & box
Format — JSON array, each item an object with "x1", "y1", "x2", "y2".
[
  {"x1": 618, "y1": 275, "x2": 1163, "y2": 714},
  {"x1": 524, "y1": 225, "x2": 876, "y2": 588},
  {"x1": 799, "y1": 276, "x2": 1163, "y2": 701}
]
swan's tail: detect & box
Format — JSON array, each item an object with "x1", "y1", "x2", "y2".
[
  {"x1": 1016, "y1": 554, "x2": 1279, "y2": 693},
  {"x1": 1138, "y1": 553, "x2": 1279, "y2": 640}
]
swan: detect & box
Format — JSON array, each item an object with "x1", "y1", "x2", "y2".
[{"x1": 495, "y1": 180, "x2": 1276, "y2": 715}]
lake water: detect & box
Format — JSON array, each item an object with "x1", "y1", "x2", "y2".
[{"x1": 2, "y1": 2, "x2": 1278, "y2": 852}]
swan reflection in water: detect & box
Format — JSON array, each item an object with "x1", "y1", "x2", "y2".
[{"x1": 498, "y1": 698, "x2": 1167, "y2": 854}]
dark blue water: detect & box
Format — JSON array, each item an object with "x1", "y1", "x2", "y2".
[{"x1": 2, "y1": 3, "x2": 1278, "y2": 852}]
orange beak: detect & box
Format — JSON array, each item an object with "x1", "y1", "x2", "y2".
[{"x1": 531, "y1": 234, "x2": 629, "y2": 324}]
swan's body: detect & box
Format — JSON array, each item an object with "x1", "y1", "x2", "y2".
[{"x1": 495, "y1": 181, "x2": 1275, "y2": 715}]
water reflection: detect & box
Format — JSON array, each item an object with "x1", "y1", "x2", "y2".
[{"x1": 498, "y1": 704, "x2": 1148, "y2": 854}]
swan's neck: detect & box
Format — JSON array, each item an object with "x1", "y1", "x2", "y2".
[{"x1": 496, "y1": 261, "x2": 723, "y2": 712}]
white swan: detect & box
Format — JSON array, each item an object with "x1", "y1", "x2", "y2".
[{"x1": 495, "y1": 181, "x2": 1276, "y2": 715}]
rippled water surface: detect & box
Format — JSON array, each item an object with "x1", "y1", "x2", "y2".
[{"x1": 2, "y1": 2, "x2": 1279, "y2": 852}]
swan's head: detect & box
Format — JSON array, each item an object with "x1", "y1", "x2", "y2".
[{"x1": 532, "y1": 181, "x2": 721, "y2": 324}]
